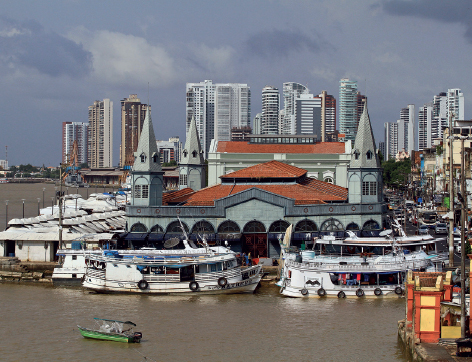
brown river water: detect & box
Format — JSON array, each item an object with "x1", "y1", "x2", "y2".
[{"x1": 0, "y1": 183, "x2": 409, "y2": 361}]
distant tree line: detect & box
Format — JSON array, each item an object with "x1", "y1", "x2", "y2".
[{"x1": 6, "y1": 164, "x2": 60, "y2": 179}]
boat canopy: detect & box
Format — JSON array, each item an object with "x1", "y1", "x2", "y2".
[{"x1": 93, "y1": 318, "x2": 136, "y2": 326}]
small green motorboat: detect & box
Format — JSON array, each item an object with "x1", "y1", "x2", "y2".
[{"x1": 78, "y1": 318, "x2": 142, "y2": 343}]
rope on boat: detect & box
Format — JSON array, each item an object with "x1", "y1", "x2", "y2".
[{"x1": 132, "y1": 348, "x2": 157, "y2": 362}]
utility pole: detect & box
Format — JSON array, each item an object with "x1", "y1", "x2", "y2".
[
  {"x1": 460, "y1": 136, "x2": 467, "y2": 338},
  {"x1": 449, "y1": 115, "x2": 455, "y2": 267}
]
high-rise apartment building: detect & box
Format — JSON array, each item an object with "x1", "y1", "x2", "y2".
[
  {"x1": 282, "y1": 82, "x2": 309, "y2": 134},
  {"x1": 319, "y1": 90, "x2": 336, "y2": 142},
  {"x1": 384, "y1": 122, "x2": 398, "y2": 160},
  {"x1": 378, "y1": 141, "x2": 386, "y2": 161},
  {"x1": 447, "y1": 88, "x2": 464, "y2": 125},
  {"x1": 62, "y1": 122, "x2": 88, "y2": 165},
  {"x1": 261, "y1": 86, "x2": 279, "y2": 134},
  {"x1": 339, "y1": 78, "x2": 358, "y2": 141},
  {"x1": 418, "y1": 102, "x2": 433, "y2": 150},
  {"x1": 253, "y1": 113, "x2": 262, "y2": 135},
  {"x1": 186, "y1": 80, "x2": 250, "y2": 158},
  {"x1": 88, "y1": 99, "x2": 113, "y2": 168},
  {"x1": 295, "y1": 94, "x2": 322, "y2": 136},
  {"x1": 399, "y1": 104, "x2": 415, "y2": 154},
  {"x1": 120, "y1": 94, "x2": 150, "y2": 167}
]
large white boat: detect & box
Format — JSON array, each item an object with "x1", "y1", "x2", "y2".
[
  {"x1": 277, "y1": 222, "x2": 446, "y2": 298},
  {"x1": 82, "y1": 242, "x2": 263, "y2": 295}
]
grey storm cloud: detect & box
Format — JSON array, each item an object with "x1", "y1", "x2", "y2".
[
  {"x1": 381, "y1": 0, "x2": 472, "y2": 43},
  {"x1": 244, "y1": 29, "x2": 321, "y2": 58},
  {"x1": 0, "y1": 16, "x2": 92, "y2": 77}
]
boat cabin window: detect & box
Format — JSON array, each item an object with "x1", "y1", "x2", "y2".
[
  {"x1": 329, "y1": 272, "x2": 400, "y2": 286},
  {"x1": 72, "y1": 255, "x2": 77, "y2": 260}
]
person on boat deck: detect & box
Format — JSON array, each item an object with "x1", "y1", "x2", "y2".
[
  {"x1": 243, "y1": 253, "x2": 248, "y2": 266},
  {"x1": 248, "y1": 252, "x2": 252, "y2": 266}
]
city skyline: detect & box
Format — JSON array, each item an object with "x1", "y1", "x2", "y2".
[{"x1": 1, "y1": 1, "x2": 472, "y2": 165}]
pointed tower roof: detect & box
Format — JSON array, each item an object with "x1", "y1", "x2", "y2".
[
  {"x1": 351, "y1": 103, "x2": 380, "y2": 168},
  {"x1": 181, "y1": 116, "x2": 204, "y2": 165},
  {"x1": 132, "y1": 108, "x2": 162, "y2": 172}
]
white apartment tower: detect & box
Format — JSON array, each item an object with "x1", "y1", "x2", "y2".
[
  {"x1": 447, "y1": 88, "x2": 464, "y2": 125},
  {"x1": 339, "y1": 78, "x2": 358, "y2": 141},
  {"x1": 418, "y1": 102, "x2": 433, "y2": 150},
  {"x1": 282, "y1": 82, "x2": 309, "y2": 134},
  {"x1": 62, "y1": 122, "x2": 88, "y2": 165},
  {"x1": 399, "y1": 104, "x2": 415, "y2": 154},
  {"x1": 88, "y1": 98, "x2": 113, "y2": 168},
  {"x1": 261, "y1": 86, "x2": 279, "y2": 134},
  {"x1": 186, "y1": 80, "x2": 251, "y2": 158},
  {"x1": 384, "y1": 122, "x2": 398, "y2": 160}
]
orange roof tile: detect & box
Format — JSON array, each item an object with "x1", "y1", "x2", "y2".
[
  {"x1": 183, "y1": 183, "x2": 346, "y2": 206},
  {"x1": 300, "y1": 178, "x2": 348, "y2": 199},
  {"x1": 221, "y1": 160, "x2": 306, "y2": 179},
  {"x1": 217, "y1": 141, "x2": 346, "y2": 154},
  {"x1": 162, "y1": 188, "x2": 194, "y2": 205}
]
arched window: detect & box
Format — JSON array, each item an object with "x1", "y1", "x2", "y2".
[
  {"x1": 166, "y1": 221, "x2": 189, "y2": 234},
  {"x1": 362, "y1": 174, "x2": 377, "y2": 196},
  {"x1": 191, "y1": 220, "x2": 215, "y2": 234},
  {"x1": 192, "y1": 150, "x2": 197, "y2": 157},
  {"x1": 150, "y1": 224, "x2": 164, "y2": 233},
  {"x1": 320, "y1": 218, "x2": 344, "y2": 231},
  {"x1": 130, "y1": 222, "x2": 148, "y2": 232},
  {"x1": 363, "y1": 220, "x2": 380, "y2": 230},
  {"x1": 152, "y1": 152, "x2": 158, "y2": 163},
  {"x1": 354, "y1": 150, "x2": 360, "y2": 160},
  {"x1": 294, "y1": 219, "x2": 318, "y2": 232},
  {"x1": 243, "y1": 221, "x2": 266, "y2": 233},
  {"x1": 324, "y1": 177, "x2": 333, "y2": 184},
  {"x1": 346, "y1": 222, "x2": 360, "y2": 231},
  {"x1": 268, "y1": 220, "x2": 290, "y2": 233},
  {"x1": 217, "y1": 220, "x2": 240, "y2": 233},
  {"x1": 366, "y1": 150, "x2": 373, "y2": 160},
  {"x1": 140, "y1": 153, "x2": 146, "y2": 163}
]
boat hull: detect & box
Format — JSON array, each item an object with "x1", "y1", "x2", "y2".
[
  {"x1": 77, "y1": 326, "x2": 140, "y2": 343},
  {"x1": 280, "y1": 284, "x2": 402, "y2": 298}
]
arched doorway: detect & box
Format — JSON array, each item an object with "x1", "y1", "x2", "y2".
[{"x1": 242, "y1": 221, "x2": 267, "y2": 258}]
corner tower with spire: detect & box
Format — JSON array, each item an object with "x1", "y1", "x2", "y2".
[
  {"x1": 130, "y1": 108, "x2": 164, "y2": 207},
  {"x1": 179, "y1": 116, "x2": 206, "y2": 191},
  {"x1": 347, "y1": 103, "x2": 383, "y2": 204}
]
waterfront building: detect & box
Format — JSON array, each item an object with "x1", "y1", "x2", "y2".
[
  {"x1": 127, "y1": 102, "x2": 385, "y2": 259},
  {"x1": 186, "y1": 80, "x2": 250, "y2": 158},
  {"x1": 120, "y1": 94, "x2": 151, "y2": 168},
  {"x1": 207, "y1": 134, "x2": 351, "y2": 188},
  {"x1": 261, "y1": 86, "x2": 279, "y2": 134},
  {"x1": 282, "y1": 82, "x2": 309, "y2": 134},
  {"x1": 88, "y1": 98, "x2": 113, "y2": 168},
  {"x1": 62, "y1": 122, "x2": 88, "y2": 165},
  {"x1": 0, "y1": 159, "x2": 7, "y2": 170}
]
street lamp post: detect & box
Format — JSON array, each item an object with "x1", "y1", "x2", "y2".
[
  {"x1": 42, "y1": 187, "x2": 46, "y2": 208},
  {"x1": 37, "y1": 198, "x2": 41, "y2": 216},
  {"x1": 5, "y1": 200, "x2": 8, "y2": 230},
  {"x1": 21, "y1": 199, "x2": 25, "y2": 218},
  {"x1": 51, "y1": 197, "x2": 55, "y2": 213},
  {"x1": 448, "y1": 114, "x2": 455, "y2": 267}
]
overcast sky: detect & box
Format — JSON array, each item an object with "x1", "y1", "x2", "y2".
[{"x1": 1, "y1": 0, "x2": 471, "y2": 166}]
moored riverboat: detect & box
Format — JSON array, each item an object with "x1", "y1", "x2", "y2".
[{"x1": 82, "y1": 247, "x2": 263, "y2": 294}]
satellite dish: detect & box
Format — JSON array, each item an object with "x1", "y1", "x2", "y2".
[
  {"x1": 164, "y1": 237, "x2": 180, "y2": 249},
  {"x1": 379, "y1": 229, "x2": 393, "y2": 237}
]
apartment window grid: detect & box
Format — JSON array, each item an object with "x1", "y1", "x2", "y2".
[{"x1": 362, "y1": 181, "x2": 377, "y2": 196}]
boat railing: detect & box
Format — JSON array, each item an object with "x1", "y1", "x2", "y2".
[
  {"x1": 144, "y1": 274, "x2": 180, "y2": 283},
  {"x1": 287, "y1": 259, "x2": 431, "y2": 272},
  {"x1": 86, "y1": 268, "x2": 106, "y2": 278},
  {"x1": 96, "y1": 254, "x2": 232, "y2": 266},
  {"x1": 195, "y1": 268, "x2": 241, "y2": 282}
]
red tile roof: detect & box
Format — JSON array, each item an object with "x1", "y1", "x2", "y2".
[
  {"x1": 300, "y1": 178, "x2": 348, "y2": 199},
  {"x1": 217, "y1": 141, "x2": 346, "y2": 154},
  {"x1": 162, "y1": 188, "x2": 195, "y2": 205},
  {"x1": 182, "y1": 182, "x2": 347, "y2": 206},
  {"x1": 221, "y1": 160, "x2": 306, "y2": 179}
]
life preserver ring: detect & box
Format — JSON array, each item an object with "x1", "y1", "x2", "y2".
[
  {"x1": 356, "y1": 288, "x2": 364, "y2": 297},
  {"x1": 301, "y1": 288, "x2": 308, "y2": 296},
  {"x1": 337, "y1": 291, "x2": 345, "y2": 298},
  {"x1": 137, "y1": 280, "x2": 149, "y2": 290},
  {"x1": 374, "y1": 288, "x2": 382, "y2": 296},
  {"x1": 189, "y1": 281, "x2": 199, "y2": 291},
  {"x1": 317, "y1": 288, "x2": 326, "y2": 297},
  {"x1": 218, "y1": 277, "x2": 228, "y2": 287},
  {"x1": 395, "y1": 286, "x2": 403, "y2": 295}
]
